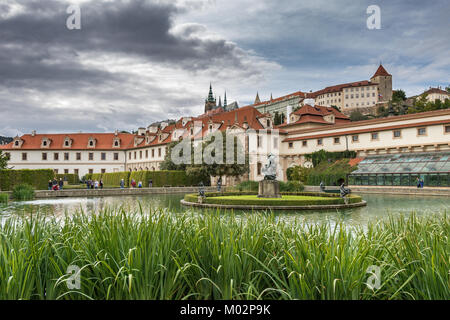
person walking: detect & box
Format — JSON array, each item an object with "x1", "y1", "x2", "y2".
[
  {"x1": 94, "y1": 180, "x2": 99, "y2": 189},
  {"x1": 100, "y1": 179, "x2": 104, "y2": 189},
  {"x1": 120, "y1": 179, "x2": 125, "y2": 189},
  {"x1": 148, "y1": 179, "x2": 153, "y2": 188},
  {"x1": 48, "y1": 180, "x2": 52, "y2": 190},
  {"x1": 58, "y1": 178, "x2": 64, "y2": 190},
  {"x1": 86, "y1": 179, "x2": 90, "y2": 189},
  {"x1": 138, "y1": 181, "x2": 143, "y2": 188}
]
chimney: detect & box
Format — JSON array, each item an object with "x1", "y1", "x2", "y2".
[
  {"x1": 286, "y1": 105, "x2": 292, "y2": 124},
  {"x1": 114, "y1": 129, "x2": 118, "y2": 136},
  {"x1": 31, "y1": 130, "x2": 36, "y2": 137}
]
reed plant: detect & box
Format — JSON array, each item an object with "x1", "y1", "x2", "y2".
[
  {"x1": 0, "y1": 207, "x2": 448, "y2": 300},
  {"x1": 11, "y1": 183, "x2": 35, "y2": 201}
]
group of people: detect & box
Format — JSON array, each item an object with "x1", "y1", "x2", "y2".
[
  {"x1": 416, "y1": 177, "x2": 425, "y2": 188},
  {"x1": 48, "y1": 178, "x2": 64, "y2": 191},
  {"x1": 86, "y1": 179, "x2": 103, "y2": 189}
]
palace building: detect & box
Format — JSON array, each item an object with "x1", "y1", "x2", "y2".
[
  {"x1": 2, "y1": 84, "x2": 449, "y2": 187},
  {"x1": 252, "y1": 64, "x2": 393, "y2": 117}
]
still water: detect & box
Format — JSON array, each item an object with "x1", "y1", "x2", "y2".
[{"x1": 1, "y1": 193, "x2": 449, "y2": 226}]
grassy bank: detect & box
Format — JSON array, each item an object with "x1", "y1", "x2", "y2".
[{"x1": 0, "y1": 208, "x2": 448, "y2": 300}]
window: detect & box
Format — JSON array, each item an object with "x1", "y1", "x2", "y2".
[
  {"x1": 158, "y1": 148, "x2": 161, "y2": 157},
  {"x1": 134, "y1": 151, "x2": 136, "y2": 159},
  {"x1": 15, "y1": 141, "x2": 19, "y2": 146},
  {"x1": 54, "y1": 169, "x2": 59, "y2": 174},
  {"x1": 257, "y1": 135, "x2": 261, "y2": 148},
  {"x1": 317, "y1": 138, "x2": 323, "y2": 146},
  {"x1": 114, "y1": 153, "x2": 119, "y2": 161},
  {"x1": 89, "y1": 153, "x2": 94, "y2": 161},
  {"x1": 445, "y1": 125, "x2": 450, "y2": 133},
  {"x1": 101, "y1": 169, "x2": 106, "y2": 174},
  {"x1": 101, "y1": 153, "x2": 106, "y2": 160},
  {"x1": 54, "y1": 153, "x2": 59, "y2": 160},
  {"x1": 22, "y1": 153, "x2": 27, "y2": 161},
  {"x1": 417, "y1": 128, "x2": 426, "y2": 136},
  {"x1": 76, "y1": 153, "x2": 81, "y2": 160},
  {"x1": 129, "y1": 152, "x2": 131, "y2": 160},
  {"x1": 266, "y1": 119, "x2": 270, "y2": 127},
  {"x1": 64, "y1": 152, "x2": 69, "y2": 161},
  {"x1": 334, "y1": 137, "x2": 340, "y2": 144},
  {"x1": 302, "y1": 141, "x2": 307, "y2": 147},
  {"x1": 257, "y1": 162, "x2": 262, "y2": 175},
  {"x1": 288, "y1": 142, "x2": 293, "y2": 148},
  {"x1": 393, "y1": 130, "x2": 401, "y2": 138},
  {"x1": 74, "y1": 169, "x2": 79, "y2": 176},
  {"x1": 89, "y1": 169, "x2": 93, "y2": 174},
  {"x1": 43, "y1": 141, "x2": 47, "y2": 147},
  {"x1": 152, "y1": 149, "x2": 155, "y2": 158},
  {"x1": 89, "y1": 140, "x2": 94, "y2": 147},
  {"x1": 371, "y1": 132, "x2": 379, "y2": 140},
  {"x1": 64, "y1": 169, "x2": 69, "y2": 174},
  {"x1": 114, "y1": 141, "x2": 119, "y2": 147},
  {"x1": 42, "y1": 152, "x2": 47, "y2": 160},
  {"x1": 139, "y1": 151, "x2": 142, "y2": 159},
  {"x1": 145, "y1": 150, "x2": 148, "y2": 158},
  {"x1": 65, "y1": 140, "x2": 69, "y2": 147},
  {"x1": 352, "y1": 135, "x2": 359, "y2": 142}
]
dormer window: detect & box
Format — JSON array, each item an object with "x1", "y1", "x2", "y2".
[
  {"x1": 63, "y1": 137, "x2": 72, "y2": 148},
  {"x1": 87, "y1": 137, "x2": 96, "y2": 148},
  {"x1": 65, "y1": 140, "x2": 69, "y2": 147},
  {"x1": 43, "y1": 141, "x2": 47, "y2": 146},
  {"x1": 113, "y1": 137, "x2": 120, "y2": 148},
  {"x1": 15, "y1": 141, "x2": 19, "y2": 146}
]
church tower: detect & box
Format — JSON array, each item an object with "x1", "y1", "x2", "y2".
[
  {"x1": 204, "y1": 83, "x2": 217, "y2": 113},
  {"x1": 370, "y1": 64, "x2": 392, "y2": 103}
]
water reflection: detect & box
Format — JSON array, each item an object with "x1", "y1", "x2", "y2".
[{"x1": 1, "y1": 193, "x2": 449, "y2": 227}]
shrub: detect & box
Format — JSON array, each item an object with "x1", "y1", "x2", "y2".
[
  {"x1": 0, "y1": 193, "x2": 8, "y2": 205},
  {"x1": 280, "y1": 181, "x2": 305, "y2": 192},
  {"x1": 130, "y1": 170, "x2": 203, "y2": 187},
  {"x1": 101, "y1": 172, "x2": 131, "y2": 188},
  {"x1": 234, "y1": 180, "x2": 259, "y2": 192},
  {"x1": 12, "y1": 184, "x2": 35, "y2": 201},
  {"x1": 0, "y1": 169, "x2": 53, "y2": 191}
]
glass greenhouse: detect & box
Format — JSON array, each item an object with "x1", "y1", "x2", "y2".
[{"x1": 348, "y1": 152, "x2": 450, "y2": 187}]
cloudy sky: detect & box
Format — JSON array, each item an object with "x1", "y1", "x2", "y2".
[{"x1": 0, "y1": 0, "x2": 449, "y2": 136}]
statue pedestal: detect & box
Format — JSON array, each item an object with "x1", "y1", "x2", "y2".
[{"x1": 258, "y1": 180, "x2": 281, "y2": 198}]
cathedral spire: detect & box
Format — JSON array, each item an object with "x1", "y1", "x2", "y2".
[
  {"x1": 218, "y1": 96, "x2": 222, "y2": 108},
  {"x1": 224, "y1": 91, "x2": 227, "y2": 107},
  {"x1": 207, "y1": 83, "x2": 215, "y2": 102},
  {"x1": 254, "y1": 92, "x2": 261, "y2": 104}
]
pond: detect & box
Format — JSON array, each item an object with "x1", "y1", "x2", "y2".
[{"x1": 1, "y1": 193, "x2": 449, "y2": 226}]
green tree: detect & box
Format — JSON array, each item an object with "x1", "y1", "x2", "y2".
[
  {"x1": 350, "y1": 110, "x2": 370, "y2": 121},
  {"x1": 392, "y1": 89, "x2": 406, "y2": 102},
  {"x1": 0, "y1": 150, "x2": 8, "y2": 169}
]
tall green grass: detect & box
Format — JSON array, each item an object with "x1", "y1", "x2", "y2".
[
  {"x1": 0, "y1": 193, "x2": 8, "y2": 204},
  {"x1": 11, "y1": 183, "x2": 35, "y2": 201},
  {"x1": 0, "y1": 208, "x2": 448, "y2": 300}
]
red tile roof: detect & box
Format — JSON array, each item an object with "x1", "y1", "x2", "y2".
[
  {"x1": 278, "y1": 104, "x2": 350, "y2": 128},
  {"x1": 424, "y1": 87, "x2": 449, "y2": 95},
  {"x1": 0, "y1": 133, "x2": 135, "y2": 150},
  {"x1": 372, "y1": 64, "x2": 391, "y2": 78}
]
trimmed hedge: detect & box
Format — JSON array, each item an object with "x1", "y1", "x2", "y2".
[
  {"x1": 55, "y1": 174, "x2": 80, "y2": 185},
  {"x1": 232, "y1": 180, "x2": 305, "y2": 192},
  {"x1": 0, "y1": 193, "x2": 8, "y2": 204},
  {"x1": 0, "y1": 169, "x2": 54, "y2": 191},
  {"x1": 184, "y1": 192, "x2": 362, "y2": 206},
  {"x1": 83, "y1": 170, "x2": 203, "y2": 188},
  {"x1": 130, "y1": 170, "x2": 203, "y2": 187}
]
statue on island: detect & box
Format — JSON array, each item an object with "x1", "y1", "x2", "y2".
[
  {"x1": 261, "y1": 153, "x2": 277, "y2": 180},
  {"x1": 258, "y1": 153, "x2": 281, "y2": 198}
]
